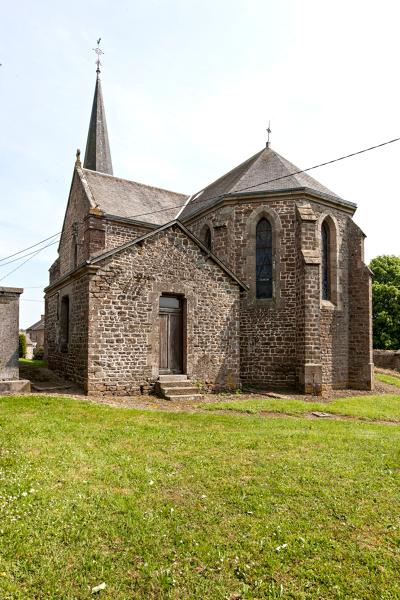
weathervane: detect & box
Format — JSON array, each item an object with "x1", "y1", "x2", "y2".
[
  {"x1": 266, "y1": 121, "x2": 272, "y2": 148},
  {"x1": 93, "y1": 38, "x2": 104, "y2": 74}
]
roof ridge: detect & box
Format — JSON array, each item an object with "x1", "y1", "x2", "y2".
[
  {"x1": 271, "y1": 149, "x2": 305, "y2": 187},
  {"x1": 231, "y1": 146, "x2": 292, "y2": 192},
  {"x1": 193, "y1": 149, "x2": 264, "y2": 197},
  {"x1": 272, "y1": 150, "x2": 339, "y2": 198}
]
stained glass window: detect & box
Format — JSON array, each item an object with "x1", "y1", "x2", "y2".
[
  {"x1": 256, "y1": 218, "x2": 273, "y2": 298},
  {"x1": 322, "y1": 221, "x2": 330, "y2": 300}
]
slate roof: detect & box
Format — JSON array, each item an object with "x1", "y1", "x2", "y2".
[
  {"x1": 27, "y1": 315, "x2": 45, "y2": 332},
  {"x1": 84, "y1": 73, "x2": 113, "y2": 175},
  {"x1": 180, "y1": 146, "x2": 355, "y2": 220},
  {"x1": 82, "y1": 169, "x2": 188, "y2": 226}
]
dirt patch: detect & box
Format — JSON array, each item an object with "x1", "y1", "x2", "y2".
[
  {"x1": 375, "y1": 367, "x2": 400, "y2": 379},
  {"x1": 16, "y1": 364, "x2": 399, "y2": 417}
]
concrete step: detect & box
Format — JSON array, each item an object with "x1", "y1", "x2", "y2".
[
  {"x1": 0, "y1": 379, "x2": 31, "y2": 394},
  {"x1": 164, "y1": 393, "x2": 203, "y2": 401},
  {"x1": 157, "y1": 380, "x2": 192, "y2": 388},
  {"x1": 158, "y1": 374, "x2": 188, "y2": 383},
  {"x1": 161, "y1": 386, "x2": 199, "y2": 396}
]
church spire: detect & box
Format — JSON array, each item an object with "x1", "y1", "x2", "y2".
[{"x1": 83, "y1": 40, "x2": 113, "y2": 175}]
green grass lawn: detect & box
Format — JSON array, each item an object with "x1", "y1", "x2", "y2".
[
  {"x1": 203, "y1": 394, "x2": 400, "y2": 422},
  {"x1": 0, "y1": 396, "x2": 399, "y2": 599},
  {"x1": 18, "y1": 358, "x2": 48, "y2": 368},
  {"x1": 376, "y1": 372, "x2": 400, "y2": 389}
]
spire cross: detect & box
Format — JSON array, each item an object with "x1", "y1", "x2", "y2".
[
  {"x1": 266, "y1": 121, "x2": 272, "y2": 148},
  {"x1": 93, "y1": 38, "x2": 104, "y2": 74}
]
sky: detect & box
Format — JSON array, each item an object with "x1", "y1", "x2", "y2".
[{"x1": 0, "y1": 0, "x2": 399, "y2": 328}]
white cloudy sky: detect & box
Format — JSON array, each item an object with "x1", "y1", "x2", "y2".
[{"x1": 0, "y1": 0, "x2": 399, "y2": 328}]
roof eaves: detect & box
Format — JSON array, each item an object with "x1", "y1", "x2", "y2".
[
  {"x1": 102, "y1": 213, "x2": 159, "y2": 229},
  {"x1": 44, "y1": 263, "x2": 98, "y2": 294},
  {"x1": 181, "y1": 187, "x2": 356, "y2": 222},
  {"x1": 228, "y1": 187, "x2": 357, "y2": 209}
]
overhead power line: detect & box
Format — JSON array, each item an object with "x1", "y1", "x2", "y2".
[
  {"x1": 124, "y1": 135, "x2": 400, "y2": 221},
  {"x1": 1, "y1": 135, "x2": 399, "y2": 267},
  {"x1": 0, "y1": 232, "x2": 60, "y2": 265},
  {"x1": 0, "y1": 239, "x2": 60, "y2": 268},
  {"x1": 0, "y1": 240, "x2": 59, "y2": 283}
]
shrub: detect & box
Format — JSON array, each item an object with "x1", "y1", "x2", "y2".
[
  {"x1": 33, "y1": 346, "x2": 45, "y2": 360},
  {"x1": 370, "y1": 255, "x2": 400, "y2": 349},
  {"x1": 19, "y1": 333, "x2": 27, "y2": 359}
]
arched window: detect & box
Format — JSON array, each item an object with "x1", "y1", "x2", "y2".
[
  {"x1": 321, "y1": 220, "x2": 330, "y2": 300},
  {"x1": 201, "y1": 225, "x2": 212, "y2": 251},
  {"x1": 256, "y1": 218, "x2": 273, "y2": 298},
  {"x1": 60, "y1": 295, "x2": 70, "y2": 353}
]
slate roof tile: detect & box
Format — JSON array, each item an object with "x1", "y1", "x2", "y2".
[
  {"x1": 82, "y1": 169, "x2": 188, "y2": 225},
  {"x1": 180, "y1": 146, "x2": 353, "y2": 220}
]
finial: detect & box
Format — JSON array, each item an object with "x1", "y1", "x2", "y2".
[
  {"x1": 93, "y1": 38, "x2": 104, "y2": 75},
  {"x1": 266, "y1": 121, "x2": 272, "y2": 148},
  {"x1": 75, "y1": 148, "x2": 81, "y2": 166}
]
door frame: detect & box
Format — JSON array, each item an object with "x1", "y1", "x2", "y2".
[{"x1": 158, "y1": 294, "x2": 186, "y2": 375}]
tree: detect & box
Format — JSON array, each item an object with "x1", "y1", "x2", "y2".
[
  {"x1": 369, "y1": 255, "x2": 400, "y2": 349},
  {"x1": 19, "y1": 332, "x2": 27, "y2": 359}
]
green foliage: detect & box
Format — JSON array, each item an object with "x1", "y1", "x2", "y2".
[
  {"x1": 369, "y1": 255, "x2": 400, "y2": 349},
  {"x1": 370, "y1": 255, "x2": 400, "y2": 287},
  {"x1": 18, "y1": 332, "x2": 26, "y2": 358},
  {"x1": 18, "y1": 358, "x2": 48, "y2": 367},
  {"x1": 33, "y1": 345, "x2": 45, "y2": 360}
]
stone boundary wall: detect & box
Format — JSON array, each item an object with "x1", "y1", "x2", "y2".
[
  {"x1": 373, "y1": 350, "x2": 400, "y2": 372},
  {"x1": 0, "y1": 287, "x2": 23, "y2": 380}
]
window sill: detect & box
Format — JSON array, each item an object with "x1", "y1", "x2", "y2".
[
  {"x1": 247, "y1": 295, "x2": 278, "y2": 308},
  {"x1": 321, "y1": 299, "x2": 336, "y2": 310}
]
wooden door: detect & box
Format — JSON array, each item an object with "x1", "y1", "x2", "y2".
[{"x1": 159, "y1": 296, "x2": 183, "y2": 374}]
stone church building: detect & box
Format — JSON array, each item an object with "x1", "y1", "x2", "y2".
[{"x1": 45, "y1": 69, "x2": 373, "y2": 395}]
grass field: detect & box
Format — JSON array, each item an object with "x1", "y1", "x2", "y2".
[
  {"x1": 203, "y1": 394, "x2": 400, "y2": 422},
  {"x1": 18, "y1": 358, "x2": 48, "y2": 368},
  {"x1": 376, "y1": 372, "x2": 400, "y2": 389},
  {"x1": 0, "y1": 395, "x2": 399, "y2": 599}
]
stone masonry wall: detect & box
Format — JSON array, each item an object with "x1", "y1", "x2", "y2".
[
  {"x1": 188, "y1": 195, "x2": 368, "y2": 391},
  {"x1": 0, "y1": 287, "x2": 23, "y2": 380},
  {"x1": 58, "y1": 170, "x2": 92, "y2": 277},
  {"x1": 310, "y1": 202, "x2": 350, "y2": 389},
  {"x1": 374, "y1": 350, "x2": 400, "y2": 372},
  {"x1": 348, "y1": 220, "x2": 374, "y2": 389},
  {"x1": 190, "y1": 199, "x2": 299, "y2": 389},
  {"x1": 45, "y1": 274, "x2": 90, "y2": 389},
  {"x1": 87, "y1": 226, "x2": 241, "y2": 395},
  {"x1": 104, "y1": 220, "x2": 152, "y2": 251}
]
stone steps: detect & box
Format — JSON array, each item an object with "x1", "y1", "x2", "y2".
[
  {"x1": 158, "y1": 374, "x2": 188, "y2": 383},
  {"x1": 155, "y1": 374, "x2": 203, "y2": 401}
]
